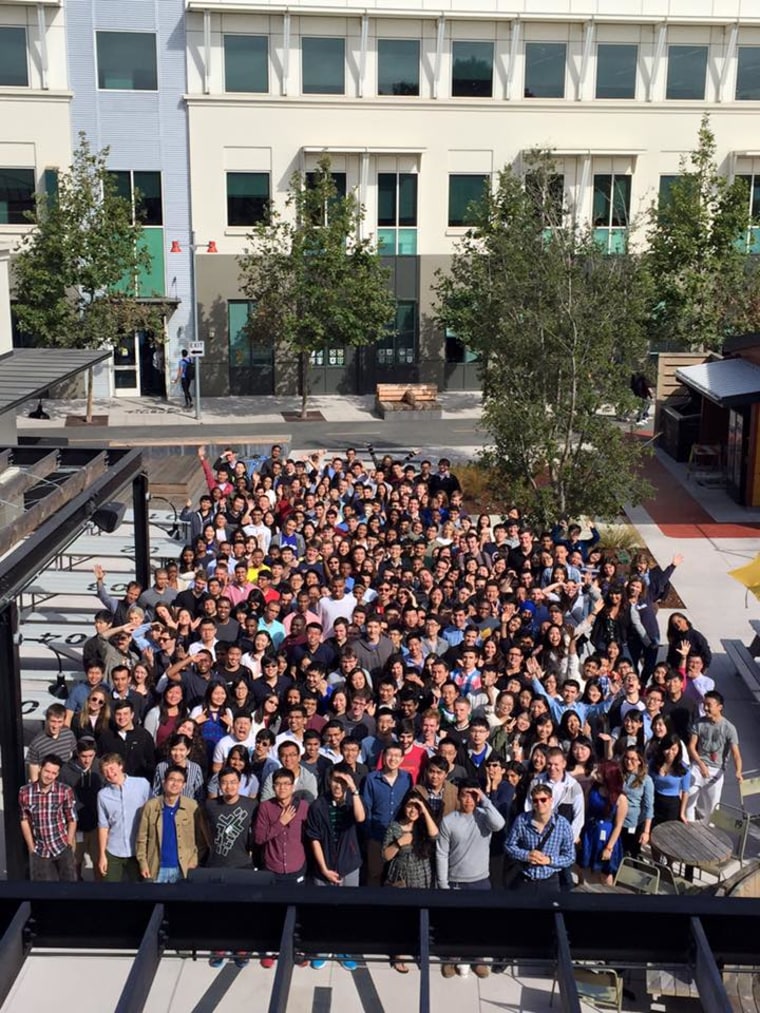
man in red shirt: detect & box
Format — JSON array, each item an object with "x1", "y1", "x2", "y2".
[
  {"x1": 254, "y1": 768, "x2": 309, "y2": 884},
  {"x1": 19, "y1": 754, "x2": 78, "y2": 881}
]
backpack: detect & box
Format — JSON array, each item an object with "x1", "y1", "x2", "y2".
[{"x1": 185, "y1": 357, "x2": 196, "y2": 383}]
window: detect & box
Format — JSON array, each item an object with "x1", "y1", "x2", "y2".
[
  {"x1": 305, "y1": 171, "x2": 347, "y2": 225},
  {"x1": 524, "y1": 43, "x2": 566, "y2": 98},
  {"x1": 0, "y1": 27, "x2": 28, "y2": 86},
  {"x1": 445, "y1": 328, "x2": 480, "y2": 364},
  {"x1": 595, "y1": 44, "x2": 637, "y2": 99},
  {"x1": 109, "y1": 170, "x2": 163, "y2": 226},
  {"x1": 736, "y1": 48, "x2": 760, "y2": 101},
  {"x1": 302, "y1": 37, "x2": 344, "y2": 95},
  {"x1": 227, "y1": 172, "x2": 270, "y2": 227},
  {"x1": 658, "y1": 174, "x2": 680, "y2": 210},
  {"x1": 736, "y1": 174, "x2": 760, "y2": 252},
  {"x1": 96, "y1": 32, "x2": 157, "y2": 90},
  {"x1": 525, "y1": 172, "x2": 564, "y2": 227},
  {"x1": 665, "y1": 45, "x2": 707, "y2": 100},
  {"x1": 448, "y1": 174, "x2": 488, "y2": 227},
  {"x1": 0, "y1": 168, "x2": 35, "y2": 224},
  {"x1": 592, "y1": 174, "x2": 631, "y2": 253},
  {"x1": 377, "y1": 300, "x2": 416, "y2": 366},
  {"x1": 452, "y1": 41, "x2": 493, "y2": 98},
  {"x1": 228, "y1": 301, "x2": 272, "y2": 367},
  {"x1": 378, "y1": 39, "x2": 419, "y2": 96},
  {"x1": 224, "y1": 35, "x2": 268, "y2": 93},
  {"x1": 377, "y1": 173, "x2": 418, "y2": 254}
]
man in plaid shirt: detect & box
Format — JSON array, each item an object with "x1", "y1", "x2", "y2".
[{"x1": 19, "y1": 754, "x2": 78, "y2": 881}]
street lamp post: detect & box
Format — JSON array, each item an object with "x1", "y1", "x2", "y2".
[{"x1": 170, "y1": 235, "x2": 217, "y2": 422}]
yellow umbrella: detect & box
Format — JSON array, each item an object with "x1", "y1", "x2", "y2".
[{"x1": 728, "y1": 554, "x2": 760, "y2": 603}]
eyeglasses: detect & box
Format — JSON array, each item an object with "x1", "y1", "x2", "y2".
[
  {"x1": 90, "y1": 698, "x2": 106, "y2": 706},
  {"x1": 532, "y1": 797, "x2": 552, "y2": 805}
]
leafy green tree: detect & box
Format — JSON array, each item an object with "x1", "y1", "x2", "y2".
[
  {"x1": 238, "y1": 155, "x2": 396, "y2": 417},
  {"x1": 14, "y1": 132, "x2": 165, "y2": 420},
  {"x1": 646, "y1": 114, "x2": 760, "y2": 351},
  {"x1": 435, "y1": 152, "x2": 653, "y2": 526}
]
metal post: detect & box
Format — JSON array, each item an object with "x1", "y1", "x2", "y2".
[
  {"x1": 190, "y1": 236, "x2": 201, "y2": 421},
  {"x1": 268, "y1": 905, "x2": 296, "y2": 1013},
  {"x1": 132, "y1": 472, "x2": 151, "y2": 590},
  {"x1": 419, "y1": 908, "x2": 430, "y2": 1013},
  {"x1": 114, "y1": 904, "x2": 165, "y2": 1013},
  {"x1": 0, "y1": 606, "x2": 27, "y2": 880}
]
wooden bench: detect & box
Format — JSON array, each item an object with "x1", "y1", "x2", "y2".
[
  {"x1": 721, "y1": 639, "x2": 760, "y2": 703},
  {"x1": 375, "y1": 383, "x2": 442, "y2": 420}
]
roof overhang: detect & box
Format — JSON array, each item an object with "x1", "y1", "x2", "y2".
[
  {"x1": 675, "y1": 358, "x2": 760, "y2": 409},
  {"x1": 0, "y1": 348, "x2": 112, "y2": 416}
]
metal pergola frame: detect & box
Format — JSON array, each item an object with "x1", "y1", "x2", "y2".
[
  {"x1": 0, "y1": 446, "x2": 149, "y2": 880},
  {"x1": 0, "y1": 885, "x2": 756, "y2": 1013}
]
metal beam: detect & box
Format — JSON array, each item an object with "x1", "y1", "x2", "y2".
[
  {"x1": 132, "y1": 471, "x2": 151, "y2": 591},
  {"x1": 506, "y1": 18, "x2": 521, "y2": 100},
  {"x1": 0, "y1": 608, "x2": 27, "y2": 880},
  {"x1": 358, "y1": 13, "x2": 368, "y2": 98},
  {"x1": 690, "y1": 917, "x2": 732, "y2": 1012},
  {"x1": 114, "y1": 904, "x2": 166, "y2": 1013},
  {"x1": 718, "y1": 22, "x2": 739, "y2": 102},
  {"x1": 577, "y1": 21, "x2": 594, "y2": 100},
  {"x1": 648, "y1": 22, "x2": 668, "y2": 101},
  {"x1": 281, "y1": 13, "x2": 290, "y2": 96},
  {"x1": 553, "y1": 913, "x2": 581, "y2": 1013},
  {"x1": 268, "y1": 905, "x2": 296, "y2": 1013},
  {"x1": 36, "y1": 4, "x2": 48, "y2": 89},
  {"x1": 419, "y1": 908, "x2": 430, "y2": 1013},
  {"x1": 0, "y1": 901, "x2": 31, "y2": 1007},
  {"x1": 433, "y1": 16, "x2": 445, "y2": 99}
]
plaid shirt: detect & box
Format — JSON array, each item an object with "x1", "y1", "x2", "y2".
[
  {"x1": 19, "y1": 781, "x2": 77, "y2": 858},
  {"x1": 504, "y1": 811, "x2": 575, "y2": 880}
]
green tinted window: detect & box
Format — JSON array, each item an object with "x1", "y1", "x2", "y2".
[
  {"x1": 0, "y1": 168, "x2": 34, "y2": 224},
  {"x1": 227, "y1": 172, "x2": 270, "y2": 226},
  {"x1": 97, "y1": 32, "x2": 157, "y2": 90},
  {"x1": 736, "y1": 47, "x2": 760, "y2": 101},
  {"x1": 596, "y1": 44, "x2": 637, "y2": 99},
  {"x1": 224, "y1": 36, "x2": 268, "y2": 93},
  {"x1": 448, "y1": 174, "x2": 488, "y2": 227},
  {"x1": 378, "y1": 39, "x2": 419, "y2": 96},
  {"x1": 452, "y1": 41, "x2": 493, "y2": 98},
  {"x1": 666, "y1": 46, "x2": 707, "y2": 100},
  {"x1": 525, "y1": 43, "x2": 566, "y2": 98},
  {"x1": 0, "y1": 27, "x2": 28, "y2": 86},
  {"x1": 302, "y1": 38, "x2": 345, "y2": 95},
  {"x1": 593, "y1": 174, "x2": 631, "y2": 228}
]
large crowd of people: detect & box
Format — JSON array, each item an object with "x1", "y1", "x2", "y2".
[{"x1": 20, "y1": 443, "x2": 743, "y2": 974}]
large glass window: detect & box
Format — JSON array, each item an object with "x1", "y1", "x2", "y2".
[
  {"x1": 736, "y1": 47, "x2": 760, "y2": 101},
  {"x1": 378, "y1": 39, "x2": 419, "y2": 96},
  {"x1": 665, "y1": 45, "x2": 707, "y2": 100},
  {"x1": 109, "y1": 170, "x2": 163, "y2": 226},
  {"x1": 0, "y1": 27, "x2": 28, "y2": 87},
  {"x1": 302, "y1": 37, "x2": 345, "y2": 95},
  {"x1": 96, "y1": 32, "x2": 158, "y2": 90},
  {"x1": 525, "y1": 172, "x2": 564, "y2": 226},
  {"x1": 227, "y1": 172, "x2": 270, "y2": 226},
  {"x1": 224, "y1": 35, "x2": 268, "y2": 93},
  {"x1": 229, "y1": 301, "x2": 272, "y2": 368},
  {"x1": 377, "y1": 300, "x2": 417, "y2": 366},
  {"x1": 736, "y1": 174, "x2": 760, "y2": 252},
  {"x1": 595, "y1": 44, "x2": 637, "y2": 99},
  {"x1": 377, "y1": 173, "x2": 417, "y2": 255},
  {"x1": 305, "y1": 171, "x2": 347, "y2": 225},
  {"x1": 0, "y1": 168, "x2": 35, "y2": 224},
  {"x1": 452, "y1": 41, "x2": 493, "y2": 98},
  {"x1": 448, "y1": 174, "x2": 488, "y2": 227},
  {"x1": 658, "y1": 174, "x2": 680, "y2": 210},
  {"x1": 524, "y1": 43, "x2": 566, "y2": 98},
  {"x1": 593, "y1": 174, "x2": 631, "y2": 253}
]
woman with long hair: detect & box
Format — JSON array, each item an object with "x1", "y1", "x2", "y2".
[
  {"x1": 579, "y1": 760, "x2": 628, "y2": 885},
  {"x1": 144, "y1": 683, "x2": 188, "y2": 751},
  {"x1": 75, "y1": 690, "x2": 111, "y2": 743},
  {"x1": 620, "y1": 748, "x2": 654, "y2": 858},
  {"x1": 567, "y1": 735, "x2": 597, "y2": 800},
  {"x1": 591, "y1": 585, "x2": 628, "y2": 652},
  {"x1": 228, "y1": 677, "x2": 255, "y2": 718},
  {"x1": 206, "y1": 743, "x2": 259, "y2": 799},
  {"x1": 382, "y1": 790, "x2": 439, "y2": 973},
  {"x1": 252, "y1": 692, "x2": 282, "y2": 738},
  {"x1": 153, "y1": 733, "x2": 205, "y2": 802},
  {"x1": 665, "y1": 613, "x2": 712, "y2": 670},
  {"x1": 190, "y1": 681, "x2": 233, "y2": 763},
  {"x1": 649, "y1": 733, "x2": 691, "y2": 827}
]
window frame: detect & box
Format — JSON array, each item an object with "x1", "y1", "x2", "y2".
[
  {"x1": 595, "y1": 43, "x2": 638, "y2": 100},
  {"x1": 302, "y1": 36, "x2": 345, "y2": 96},
  {"x1": 448, "y1": 173, "x2": 489, "y2": 228},
  {"x1": 223, "y1": 34, "x2": 269, "y2": 94},
  {"x1": 736, "y1": 47, "x2": 760, "y2": 102},
  {"x1": 226, "y1": 171, "x2": 271, "y2": 228},
  {"x1": 377, "y1": 38, "x2": 420, "y2": 97},
  {"x1": 524, "y1": 42, "x2": 567, "y2": 99},
  {"x1": 665, "y1": 44, "x2": 708, "y2": 101},
  {"x1": 451, "y1": 40, "x2": 494, "y2": 99},
  {"x1": 0, "y1": 167, "x2": 35, "y2": 226},
  {"x1": 0, "y1": 26, "x2": 29, "y2": 88},
  {"x1": 96, "y1": 31, "x2": 159, "y2": 92}
]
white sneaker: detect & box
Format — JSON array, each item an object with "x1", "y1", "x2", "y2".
[{"x1": 456, "y1": 964, "x2": 470, "y2": 977}]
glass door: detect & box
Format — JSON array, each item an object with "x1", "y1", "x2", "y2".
[{"x1": 113, "y1": 332, "x2": 141, "y2": 396}]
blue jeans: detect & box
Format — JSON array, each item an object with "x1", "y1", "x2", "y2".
[{"x1": 156, "y1": 866, "x2": 182, "y2": 884}]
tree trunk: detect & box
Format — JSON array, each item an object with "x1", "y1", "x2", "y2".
[
  {"x1": 299, "y1": 351, "x2": 308, "y2": 419},
  {"x1": 85, "y1": 365, "x2": 94, "y2": 424}
]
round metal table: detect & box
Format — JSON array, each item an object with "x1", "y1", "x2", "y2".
[{"x1": 651, "y1": 820, "x2": 733, "y2": 877}]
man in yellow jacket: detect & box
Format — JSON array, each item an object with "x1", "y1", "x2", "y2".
[{"x1": 136, "y1": 766, "x2": 207, "y2": 882}]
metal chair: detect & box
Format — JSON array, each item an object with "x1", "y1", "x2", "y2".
[
  {"x1": 706, "y1": 804, "x2": 750, "y2": 874},
  {"x1": 656, "y1": 863, "x2": 706, "y2": 896},
  {"x1": 613, "y1": 856, "x2": 660, "y2": 894},
  {"x1": 551, "y1": 966, "x2": 623, "y2": 1012}
]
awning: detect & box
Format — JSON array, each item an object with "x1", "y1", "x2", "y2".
[
  {"x1": 0, "y1": 348, "x2": 112, "y2": 415},
  {"x1": 675, "y1": 358, "x2": 760, "y2": 409}
]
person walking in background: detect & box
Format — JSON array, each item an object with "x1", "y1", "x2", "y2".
[{"x1": 175, "y1": 349, "x2": 193, "y2": 408}]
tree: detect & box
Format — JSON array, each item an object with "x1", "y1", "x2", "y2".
[
  {"x1": 14, "y1": 133, "x2": 165, "y2": 420},
  {"x1": 646, "y1": 114, "x2": 760, "y2": 351},
  {"x1": 238, "y1": 155, "x2": 396, "y2": 417},
  {"x1": 435, "y1": 152, "x2": 653, "y2": 526}
]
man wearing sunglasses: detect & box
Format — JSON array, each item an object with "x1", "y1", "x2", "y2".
[{"x1": 504, "y1": 783, "x2": 575, "y2": 893}]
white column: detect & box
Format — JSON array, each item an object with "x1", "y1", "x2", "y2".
[{"x1": 0, "y1": 247, "x2": 12, "y2": 357}]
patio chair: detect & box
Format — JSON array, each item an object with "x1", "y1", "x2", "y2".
[
  {"x1": 613, "y1": 856, "x2": 660, "y2": 894},
  {"x1": 551, "y1": 966, "x2": 623, "y2": 1012}
]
